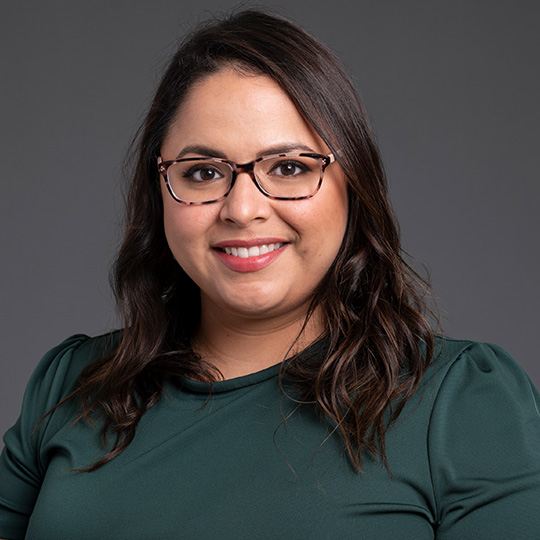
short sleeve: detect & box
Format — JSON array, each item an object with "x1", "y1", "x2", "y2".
[
  {"x1": 428, "y1": 342, "x2": 540, "y2": 538},
  {"x1": 0, "y1": 334, "x2": 90, "y2": 540}
]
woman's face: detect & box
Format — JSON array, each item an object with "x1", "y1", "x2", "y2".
[{"x1": 160, "y1": 69, "x2": 348, "y2": 324}]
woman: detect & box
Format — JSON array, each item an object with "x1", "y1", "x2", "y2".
[{"x1": 1, "y1": 9, "x2": 539, "y2": 539}]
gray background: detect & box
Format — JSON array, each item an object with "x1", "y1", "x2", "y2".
[{"x1": 1, "y1": 0, "x2": 539, "y2": 439}]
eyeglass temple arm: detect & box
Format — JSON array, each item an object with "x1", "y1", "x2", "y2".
[{"x1": 324, "y1": 153, "x2": 336, "y2": 168}]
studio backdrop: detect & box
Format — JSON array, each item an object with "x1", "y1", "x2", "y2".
[{"x1": 1, "y1": 0, "x2": 539, "y2": 438}]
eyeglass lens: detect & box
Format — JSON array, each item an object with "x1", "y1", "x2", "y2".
[{"x1": 166, "y1": 155, "x2": 323, "y2": 203}]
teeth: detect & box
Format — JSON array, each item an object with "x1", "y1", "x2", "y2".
[{"x1": 223, "y1": 243, "x2": 282, "y2": 257}]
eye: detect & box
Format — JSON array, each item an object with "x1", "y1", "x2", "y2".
[
  {"x1": 268, "y1": 159, "x2": 311, "y2": 178},
  {"x1": 182, "y1": 163, "x2": 225, "y2": 182}
]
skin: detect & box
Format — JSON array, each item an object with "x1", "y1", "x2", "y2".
[{"x1": 160, "y1": 69, "x2": 348, "y2": 378}]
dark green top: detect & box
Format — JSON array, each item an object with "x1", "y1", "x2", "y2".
[{"x1": 1, "y1": 333, "x2": 539, "y2": 539}]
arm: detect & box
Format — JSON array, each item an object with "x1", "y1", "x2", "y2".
[
  {"x1": 429, "y1": 342, "x2": 540, "y2": 538},
  {"x1": 0, "y1": 335, "x2": 90, "y2": 539}
]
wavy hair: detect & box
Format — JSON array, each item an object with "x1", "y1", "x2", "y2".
[{"x1": 67, "y1": 9, "x2": 436, "y2": 472}]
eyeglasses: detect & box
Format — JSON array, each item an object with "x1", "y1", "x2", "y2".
[{"x1": 158, "y1": 152, "x2": 335, "y2": 205}]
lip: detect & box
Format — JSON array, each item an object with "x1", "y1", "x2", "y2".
[
  {"x1": 212, "y1": 237, "x2": 288, "y2": 249},
  {"x1": 212, "y1": 238, "x2": 288, "y2": 273}
]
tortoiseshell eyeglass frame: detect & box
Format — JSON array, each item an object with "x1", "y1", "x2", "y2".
[{"x1": 157, "y1": 152, "x2": 336, "y2": 205}]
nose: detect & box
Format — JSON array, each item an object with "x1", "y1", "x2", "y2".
[{"x1": 219, "y1": 171, "x2": 272, "y2": 226}]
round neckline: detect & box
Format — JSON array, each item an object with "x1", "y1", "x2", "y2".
[
  {"x1": 179, "y1": 337, "x2": 329, "y2": 394},
  {"x1": 180, "y1": 361, "x2": 282, "y2": 394}
]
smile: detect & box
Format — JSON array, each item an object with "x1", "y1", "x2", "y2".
[{"x1": 221, "y1": 243, "x2": 284, "y2": 258}]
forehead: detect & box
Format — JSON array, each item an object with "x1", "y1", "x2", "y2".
[
  {"x1": 174, "y1": 69, "x2": 302, "y2": 129},
  {"x1": 162, "y1": 68, "x2": 327, "y2": 160}
]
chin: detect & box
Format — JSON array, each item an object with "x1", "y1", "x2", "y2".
[
  {"x1": 221, "y1": 298, "x2": 288, "y2": 319},
  {"x1": 212, "y1": 289, "x2": 309, "y2": 321}
]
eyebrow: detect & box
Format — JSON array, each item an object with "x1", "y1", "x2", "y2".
[
  {"x1": 175, "y1": 145, "x2": 227, "y2": 159},
  {"x1": 175, "y1": 143, "x2": 318, "y2": 161}
]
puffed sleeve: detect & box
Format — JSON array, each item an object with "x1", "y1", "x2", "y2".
[
  {"x1": 0, "y1": 334, "x2": 90, "y2": 539},
  {"x1": 428, "y1": 342, "x2": 540, "y2": 538}
]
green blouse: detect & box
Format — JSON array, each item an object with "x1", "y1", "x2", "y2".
[{"x1": 1, "y1": 333, "x2": 539, "y2": 539}]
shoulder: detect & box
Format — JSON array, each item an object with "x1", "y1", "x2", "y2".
[
  {"x1": 34, "y1": 330, "x2": 121, "y2": 379},
  {"x1": 421, "y1": 335, "x2": 539, "y2": 430},
  {"x1": 21, "y1": 330, "x2": 122, "y2": 416},
  {"x1": 399, "y1": 335, "x2": 540, "y2": 455},
  {"x1": 421, "y1": 336, "x2": 540, "y2": 530},
  {"x1": 0, "y1": 331, "x2": 122, "y2": 488},
  {"x1": 424, "y1": 335, "x2": 536, "y2": 396},
  {"x1": 34, "y1": 331, "x2": 120, "y2": 372}
]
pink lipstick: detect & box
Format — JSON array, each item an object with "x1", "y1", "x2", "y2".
[{"x1": 212, "y1": 238, "x2": 288, "y2": 272}]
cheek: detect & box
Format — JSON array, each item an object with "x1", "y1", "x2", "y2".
[
  {"x1": 291, "y1": 194, "x2": 348, "y2": 266},
  {"x1": 162, "y1": 201, "x2": 212, "y2": 260},
  {"x1": 314, "y1": 182, "x2": 348, "y2": 251}
]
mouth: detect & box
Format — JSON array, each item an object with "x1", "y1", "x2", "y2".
[{"x1": 219, "y1": 243, "x2": 285, "y2": 258}]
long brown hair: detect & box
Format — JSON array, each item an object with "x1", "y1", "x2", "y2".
[{"x1": 68, "y1": 9, "x2": 436, "y2": 472}]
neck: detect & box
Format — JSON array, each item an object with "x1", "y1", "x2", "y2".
[{"x1": 193, "y1": 297, "x2": 323, "y2": 380}]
